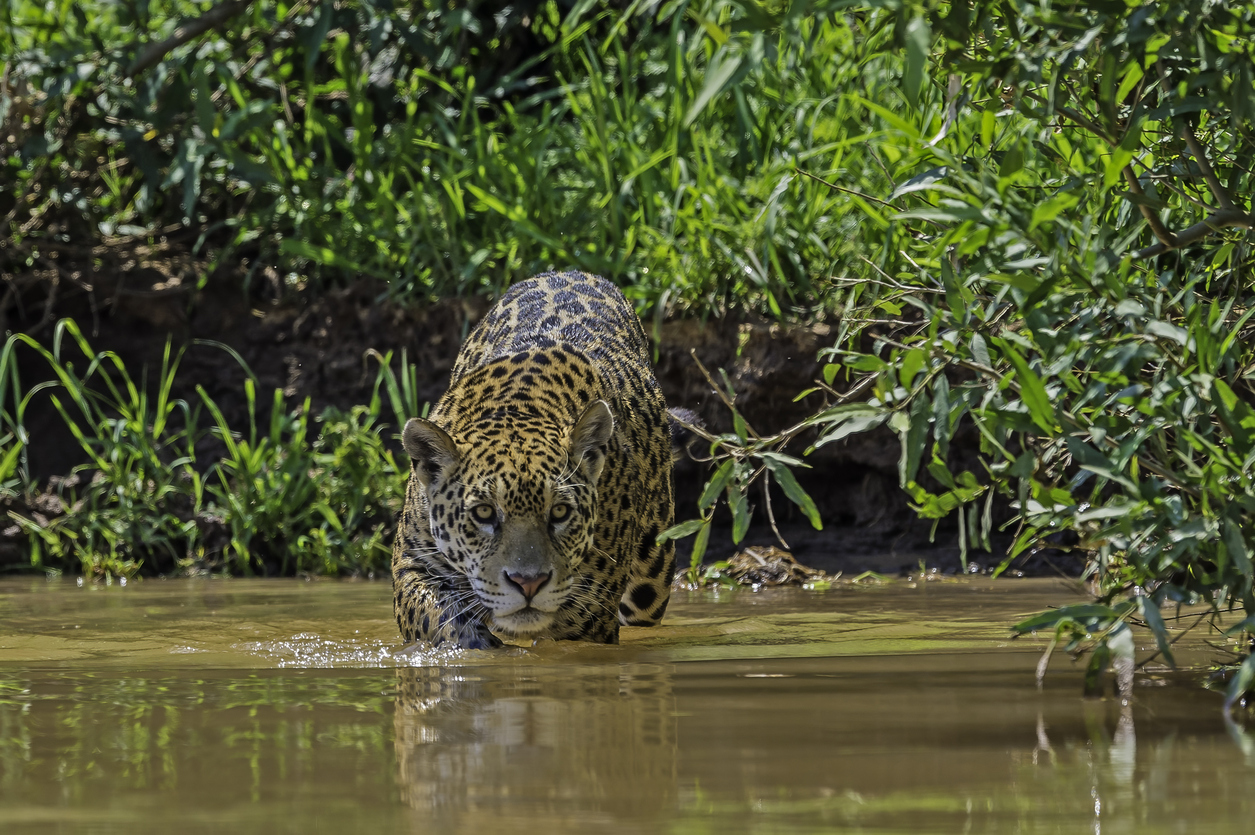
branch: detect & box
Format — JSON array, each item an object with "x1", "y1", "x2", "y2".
[
  {"x1": 1132, "y1": 208, "x2": 1255, "y2": 260},
  {"x1": 796, "y1": 168, "x2": 895, "y2": 208},
  {"x1": 1122, "y1": 166, "x2": 1178, "y2": 248},
  {"x1": 1024, "y1": 91, "x2": 1116, "y2": 145},
  {"x1": 1182, "y1": 126, "x2": 1234, "y2": 209},
  {"x1": 126, "y1": 1, "x2": 251, "y2": 78},
  {"x1": 1155, "y1": 59, "x2": 1235, "y2": 211}
]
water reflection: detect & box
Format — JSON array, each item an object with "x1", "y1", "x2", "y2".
[
  {"x1": 394, "y1": 662, "x2": 676, "y2": 829},
  {"x1": 1011, "y1": 695, "x2": 1244, "y2": 835},
  {"x1": 1, "y1": 579, "x2": 1253, "y2": 833}
]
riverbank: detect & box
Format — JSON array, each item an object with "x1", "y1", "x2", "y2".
[{"x1": 1, "y1": 268, "x2": 1055, "y2": 578}]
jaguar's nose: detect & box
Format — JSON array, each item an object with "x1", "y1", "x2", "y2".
[{"x1": 504, "y1": 571, "x2": 551, "y2": 601}]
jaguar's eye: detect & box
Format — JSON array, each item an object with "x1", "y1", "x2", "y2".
[
  {"x1": 550, "y1": 503, "x2": 571, "y2": 523},
  {"x1": 472, "y1": 504, "x2": 496, "y2": 523}
]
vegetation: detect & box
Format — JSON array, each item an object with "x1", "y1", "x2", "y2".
[
  {"x1": 1, "y1": 321, "x2": 409, "y2": 577},
  {"x1": 4, "y1": 0, "x2": 1255, "y2": 701},
  {"x1": 665, "y1": 0, "x2": 1255, "y2": 705},
  {"x1": 2, "y1": 0, "x2": 897, "y2": 317}
]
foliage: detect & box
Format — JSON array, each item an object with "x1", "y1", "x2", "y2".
[
  {"x1": 5, "y1": 321, "x2": 201, "y2": 576},
  {"x1": 660, "y1": 354, "x2": 826, "y2": 584},
  {"x1": 199, "y1": 380, "x2": 403, "y2": 576},
  {"x1": 0, "y1": 335, "x2": 27, "y2": 500},
  {"x1": 2, "y1": 0, "x2": 905, "y2": 319},
  {"x1": 1, "y1": 322, "x2": 409, "y2": 577},
  {"x1": 671, "y1": 0, "x2": 1255, "y2": 696}
]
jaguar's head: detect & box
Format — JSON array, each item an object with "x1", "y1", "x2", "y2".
[{"x1": 401, "y1": 400, "x2": 614, "y2": 637}]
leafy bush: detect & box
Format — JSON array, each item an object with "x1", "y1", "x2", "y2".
[
  {"x1": 6, "y1": 321, "x2": 202, "y2": 576},
  {"x1": 672, "y1": 0, "x2": 1255, "y2": 701}
]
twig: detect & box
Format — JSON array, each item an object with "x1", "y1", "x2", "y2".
[
  {"x1": 837, "y1": 268, "x2": 944, "y2": 294},
  {"x1": 1132, "y1": 208, "x2": 1255, "y2": 260},
  {"x1": 796, "y1": 168, "x2": 895, "y2": 208},
  {"x1": 688, "y1": 350, "x2": 761, "y2": 440},
  {"x1": 1135, "y1": 609, "x2": 1211, "y2": 670},
  {"x1": 1024, "y1": 91, "x2": 1116, "y2": 145},
  {"x1": 1027, "y1": 68, "x2": 1249, "y2": 262},
  {"x1": 1182, "y1": 127, "x2": 1234, "y2": 209},
  {"x1": 761, "y1": 471, "x2": 789, "y2": 550},
  {"x1": 1136, "y1": 169, "x2": 1217, "y2": 210},
  {"x1": 126, "y1": 1, "x2": 252, "y2": 78},
  {"x1": 1123, "y1": 166, "x2": 1179, "y2": 248},
  {"x1": 1156, "y1": 60, "x2": 1234, "y2": 210}
]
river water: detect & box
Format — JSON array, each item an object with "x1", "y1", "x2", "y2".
[{"x1": 0, "y1": 576, "x2": 1250, "y2": 833}]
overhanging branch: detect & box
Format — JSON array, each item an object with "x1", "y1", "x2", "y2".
[
  {"x1": 1122, "y1": 166, "x2": 1178, "y2": 248},
  {"x1": 126, "y1": 1, "x2": 251, "y2": 78},
  {"x1": 1132, "y1": 209, "x2": 1255, "y2": 260}
]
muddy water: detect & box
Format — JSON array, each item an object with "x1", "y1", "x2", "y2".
[{"x1": 0, "y1": 577, "x2": 1250, "y2": 834}]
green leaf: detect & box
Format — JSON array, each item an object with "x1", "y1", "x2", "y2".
[
  {"x1": 698, "y1": 460, "x2": 735, "y2": 511},
  {"x1": 849, "y1": 355, "x2": 889, "y2": 373},
  {"x1": 0, "y1": 439, "x2": 22, "y2": 481},
  {"x1": 1146, "y1": 321, "x2": 1188, "y2": 345},
  {"x1": 980, "y1": 106, "x2": 996, "y2": 148},
  {"x1": 995, "y1": 338, "x2": 1057, "y2": 435},
  {"x1": 970, "y1": 333, "x2": 991, "y2": 367},
  {"x1": 1028, "y1": 192, "x2": 1079, "y2": 231},
  {"x1": 902, "y1": 17, "x2": 931, "y2": 108},
  {"x1": 898, "y1": 394, "x2": 931, "y2": 487},
  {"x1": 900, "y1": 347, "x2": 926, "y2": 387},
  {"x1": 1223, "y1": 516, "x2": 1253, "y2": 580},
  {"x1": 280, "y1": 239, "x2": 368, "y2": 274},
  {"x1": 1138, "y1": 596, "x2": 1176, "y2": 668},
  {"x1": 658, "y1": 518, "x2": 706, "y2": 543},
  {"x1": 685, "y1": 52, "x2": 743, "y2": 127},
  {"x1": 690, "y1": 519, "x2": 713, "y2": 569},
  {"x1": 1225, "y1": 653, "x2": 1255, "y2": 713},
  {"x1": 728, "y1": 481, "x2": 750, "y2": 544},
  {"x1": 1013, "y1": 602, "x2": 1128, "y2": 633},
  {"x1": 890, "y1": 166, "x2": 949, "y2": 200},
  {"x1": 932, "y1": 374, "x2": 951, "y2": 457},
  {"x1": 1213, "y1": 379, "x2": 1255, "y2": 452},
  {"x1": 999, "y1": 144, "x2": 1024, "y2": 179},
  {"x1": 1115, "y1": 61, "x2": 1144, "y2": 103},
  {"x1": 762, "y1": 454, "x2": 822, "y2": 530},
  {"x1": 809, "y1": 413, "x2": 887, "y2": 451}
]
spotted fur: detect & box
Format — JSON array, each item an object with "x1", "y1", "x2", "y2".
[{"x1": 392, "y1": 272, "x2": 676, "y2": 648}]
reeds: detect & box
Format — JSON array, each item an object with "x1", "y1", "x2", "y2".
[{"x1": 0, "y1": 325, "x2": 413, "y2": 578}]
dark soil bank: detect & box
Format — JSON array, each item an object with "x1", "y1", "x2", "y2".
[{"x1": 3, "y1": 270, "x2": 1076, "y2": 578}]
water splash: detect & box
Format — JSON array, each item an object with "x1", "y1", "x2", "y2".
[{"x1": 239, "y1": 632, "x2": 470, "y2": 668}]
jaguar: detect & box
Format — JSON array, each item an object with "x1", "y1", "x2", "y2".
[{"x1": 392, "y1": 271, "x2": 676, "y2": 648}]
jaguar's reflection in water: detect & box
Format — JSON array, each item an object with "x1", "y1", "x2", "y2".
[{"x1": 394, "y1": 662, "x2": 676, "y2": 827}]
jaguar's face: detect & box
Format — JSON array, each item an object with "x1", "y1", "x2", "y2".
[
  {"x1": 445, "y1": 468, "x2": 599, "y2": 635},
  {"x1": 403, "y1": 400, "x2": 613, "y2": 637}
]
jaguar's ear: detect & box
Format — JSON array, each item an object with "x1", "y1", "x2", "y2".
[
  {"x1": 402, "y1": 418, "x2": 459, "y2": 488},
  {"x1": 568, "y1": 400, "x2": 614, "y2": 483}
]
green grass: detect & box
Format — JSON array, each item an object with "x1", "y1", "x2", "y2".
[
  {"x1": 2, "y1": 1, "x2": 905, "y2": 318},
  {"x1": 1, "y1": 321, "x2": 411, "y2": 578}
]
